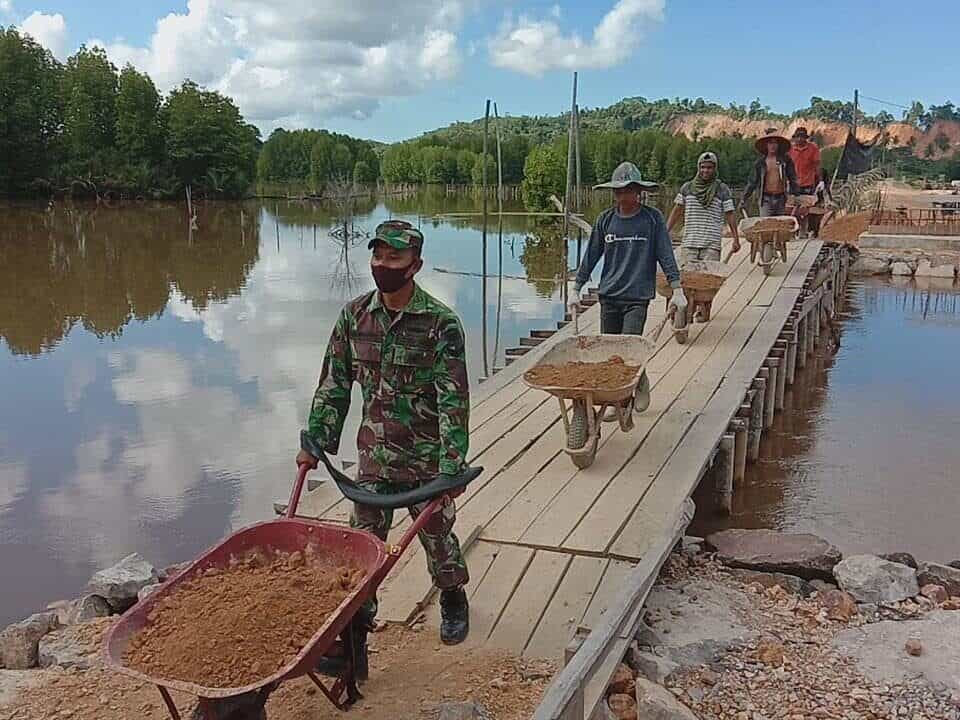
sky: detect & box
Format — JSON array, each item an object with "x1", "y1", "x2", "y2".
[{"x1": 5, "y1": 0, "x2": 960, "y2": 143}]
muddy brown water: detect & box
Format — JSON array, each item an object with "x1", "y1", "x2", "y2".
[{"x1": 692, "y1": 277, "x2": 960, "y2": 565}]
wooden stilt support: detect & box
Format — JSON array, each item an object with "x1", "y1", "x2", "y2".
[
  {"x1": 730, "y1": 418, "x2": 748, "y2": 488},
  {"x1": 785, "y1": 324, "x2": 798, "y2": 385},
  {"x1": 748, "y1": 378, "x2": 765, "y2": 461},
  {"x1": 763, "y1": 358, "x2": 778, "y2": 427},
  {"x1": 771, "y1": 349, "x2": 787, "y2": 411},
  {"x1": 796, "y1": 315, "x2": 807, "y2": 369},
  {"x1": 715, "y1": 434, "x2": 735, "y2": 515},
  {"x1": 806, "y1": 306, "x2": 816, "y2": 357}
]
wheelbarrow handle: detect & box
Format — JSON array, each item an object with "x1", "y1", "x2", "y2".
[{"x1": 297, "y1": 430, "x2": 482, "y2": 512}]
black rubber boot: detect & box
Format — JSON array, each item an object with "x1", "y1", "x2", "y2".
[{"x1": 440, "y1": 588, "x2": 469, "y2": 645}]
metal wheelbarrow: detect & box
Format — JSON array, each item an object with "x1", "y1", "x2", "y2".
[
  {"x1": 655, "y1": 256, "x2": 732, "y2": 344},
  {"x1": 522, "y1": 307, "x2": 659, "y2": 470},
  {"x1": 739, "y1": 215, "x2": 798, "y2": 276},
  {"x1": 102, "y1": 431, "x2": 482, "y2": 720}
]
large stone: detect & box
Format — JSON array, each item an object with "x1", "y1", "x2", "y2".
[
  {"x1": 68, "y1": 594, "x2": 113, "y2": 624},
  {"x1": 634, "y1": 677, "x2": 699, "y2": 720},
  {"x1": 879, "y1": 552, "x2": 918, "y2": 569},
  {"x1": 37, "y1": 622, "x2": 107, "y2": 670},
  {"x1": 917, "y1": 561, "x2": 960, "y2": 597},
  {"x1": 606, "y1": 693, "x2": 636, "y2": 720},
  {"x1": 914, "y1": 258, "x2": 956, "y2": 278},
  {"x1": 949, "y1": 560, "x2": 960, "y2": 570},
  {"x1": 833, "y1": 555, "x2": 919, "y2": 604},
  {"x1": 851, "y1": 254, "x2": 891, "y2": 276},
  {"x1": 891, "y1": 260, "x2": 915, "y2": 276},
  {"x1": 725, "y1": 568, "x2": 814, "y2": 597},
  {"x1": 819, "y1": 589, "x2": 858, "y2": 621},
  {"x1": 0, "y1": 613, "x2": 58, "y2": 669},
  {"x1": 437, "y1": 701, "x2": 490, "y2": 720},
  {"x1": 137, "y1": 583, "x2": 162, "y2": 603},
  {"x1": 87, "y1": 553, "x2": 159, "y2": 611},
  {"x1": 626, "y1": 647, "x2": 679, "y2": 684},
  {"x1": 608, "y1": 663, "x2": 635, "y2": 695},
  {"x1": 833, "y1": 610, "x2": 960, "y2": 692},
  {"x1": 705, "y1": 529, "x2": 841, "y2": 581}
]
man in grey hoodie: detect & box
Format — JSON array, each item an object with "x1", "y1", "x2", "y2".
[{"x1": 571, "y1": 162, "x2": 685, "y2": 335}]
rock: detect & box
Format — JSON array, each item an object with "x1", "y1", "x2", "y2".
[
  {"x1": 700, "y1": 668, "x2": 720, "y2": 686},
  {"x1": 643, "y1": 578, "x2": 757, "y2": 668},
  {"x1": 0, "y1": 613, "x2": 58, "y2": 669},
  {"x1": 634, "y1": 620, "x2": 663, "y2": 647},
  {"x1": 819, "y1": 589, "x2": 858, "y2": 621},
  {"x1": 879, "y1": 552, "x2": 918, "y2": 570},
  {"x1": 756, "y1": 637, "x2": 785, "y2": 667},
  {"x1": 914, "y1": 258, "x2": 955, "y2": 278},
  {"x1": 45, "y1": 600, "x2": 76, "y2": 626},
  {"x1": 705, "y1": 529, "x2": 841, "y2": 581},
  {"x1": 437, "y1": 701, "x2": 489, "y2": 720},
  {"x1": 87, "y1": 553, "x2": 160, "y2": 611},
  {"x1": 948, "y1": 560, "x2": 960, "y2": 570},
  {"x1": 920, "y1": 584, "x2": 948, "y2": 604},
  {"x1": 627, "y1": 647, "x2": 679, "y2": 684},
  {"x1": 725, "y1": 568, "x2": 814, "y2": 597},
  {"x1": 833, "y1": 610, "x2": 960, "y2": 692},
  {"x1": 833, "y1": 554, "x2": 919, "y2": 604},
  {"x1": 38, "y1": 624, "x2": 105, "y2": 670},
  {"x1": 608, "y1": 663, "x2": 635, "y2": 696},
  {"x1": 809, "y1": 579, "x2": 837, "y2": 593},
  {"x1": 68, "y1": 594, "x2": 113, "y2": 624},
  {"x1": 905, "y1": 638, "x2": 923, "y2": 657},
  {"x1": 607, "y1": 693, "x2": 637, "y2": 720},
  {"x1": 891, "y1": 261, "x2": 914, "y2": 276},
  {"x1": 917, "y1": 561, "x2": 960, "y2": 597},
  {"x1": 137, "y1": 583, "x2": 162, "y2": 603},
  {"x1": 851, "y1": 254, "x2": 891, "y2": 276},
  {"x1": 634, "y1": 677, "x2": 699, "y2": 720},
  {"x1": 943, "y1": 597, "x2": 960, "y2": 611}
]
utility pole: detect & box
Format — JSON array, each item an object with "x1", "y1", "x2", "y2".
[
  {"x1": 852, "y1": 89, "x2": 859, "y2": 140},
  {"x1": 562, "y1": 72, "x2": 578, "y2": 308},
  {"x1": 481, "y1": 99, "x2": 490, "y2": 378}
]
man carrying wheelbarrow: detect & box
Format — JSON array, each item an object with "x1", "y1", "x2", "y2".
[
  {"x1": 297, "y1": 220, "x2": 471, "y2": 647},
  {"x1": 741, "y1": 129, "x2": 799, "y2": 217},
  {"x1": 666, "y1": 151, "x2": 742, "y2": 263},
  {"x1": 571, "y1": 161, "x2": 686, "y2": 337}
]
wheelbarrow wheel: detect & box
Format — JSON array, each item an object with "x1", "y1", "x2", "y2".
[
  {"x1": 761, "y1": 242, "x2": 775, "y2": 275},
  {"x1": 567, "y1": 399, "x2": 598, "y2": 469},
  {"x1": 633, "y1": 370, "x2": 650, "y2": 413}
]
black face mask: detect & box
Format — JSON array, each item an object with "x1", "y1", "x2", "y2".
[{"x1": 371, "y1": 262, "x2": 415, "y2": 294}]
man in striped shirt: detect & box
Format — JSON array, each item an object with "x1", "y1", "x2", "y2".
[{"x1": 667, "y1": 151, "x2": 741, "y2": 263}]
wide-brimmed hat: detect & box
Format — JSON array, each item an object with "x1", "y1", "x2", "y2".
[
  {"x1": 792, "y1": 127, "x2": 810, "y2": 140},
  {"x1": 593, "y1": 161, "x2": 658, "y2": 190},
  {"x1": 754, "y1": 130, "x2": 790, "y2": 155},
  {"x1": 368, "y1": 220, "x2": 424, "y2": 251}
]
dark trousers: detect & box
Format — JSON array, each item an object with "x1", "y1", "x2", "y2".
[
  {"x1": 761, "y1": 193, "x2": 787, "y2": 217},
  {"x1": 600, "y1": 300, "x2": 649, "y2": 335}
]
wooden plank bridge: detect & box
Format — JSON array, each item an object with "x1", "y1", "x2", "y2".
[{"x1": 278, "y1": 236, "x2": 852, "y2": 720}]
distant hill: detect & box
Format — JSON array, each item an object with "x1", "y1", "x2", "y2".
[{"x1": 417, "y1": 96, "x2": 960, "y2": 160}]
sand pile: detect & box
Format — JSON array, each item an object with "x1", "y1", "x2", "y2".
[
  {"x1": 123, "y1": 547, "x2": 364, "y2": 689},
  {"x1": 746, "y1": 218, "x2": 797, "y2": 234},
  {"x1": 819, "y1": 212, "x2": 870, "y2": 244},
  {"x1": 525, "y1": 355, "x2": 639, "y2": 390}
]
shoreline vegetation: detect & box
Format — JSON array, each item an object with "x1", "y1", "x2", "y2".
[{"x1": 3, "y1": 26, "x2": 959, "y2": 210}]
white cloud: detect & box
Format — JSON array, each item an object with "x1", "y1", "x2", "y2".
[
  {"x1": 90, "y1": 0, "x2": 467, "y2": 130},
  {"x1": 0, "y1": 0, "x2": 14, "y2": 15},
  {"x1": 487, "y1": 0, "x2": 665, "y2": 76},
  {"x1": 19, "y1": 11, "x2": 68, "y2": 60}
]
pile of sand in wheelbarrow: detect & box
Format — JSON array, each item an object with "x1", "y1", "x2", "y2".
[
  {"x1": 123, "y1": 547, "x2": 365, "y2": 689},
  {"x1": 746, "y1": 218, "x2": 797, "y2": 234},
  {"x1": 525, "y1": 355, "x2": 640, "y2": 389}
]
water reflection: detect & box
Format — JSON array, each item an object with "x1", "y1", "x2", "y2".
[
  {"x1": 691, "y1": 278, "x2": 960, "y2": 563},
  {"x1": 0, "y1": 194, "x2": 591, "y2": 625}
]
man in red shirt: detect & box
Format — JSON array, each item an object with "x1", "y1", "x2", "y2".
[{"x1": 789, "y1": 127, "x2": 822, "y2": 236}]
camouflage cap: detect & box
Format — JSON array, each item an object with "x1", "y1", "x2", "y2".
[
  {"x1": 593, "y1": 161, "x2": 659, "y2": 190},
  {"x1": 369, "y1": 220, "x2": 425, "y2": 252}
]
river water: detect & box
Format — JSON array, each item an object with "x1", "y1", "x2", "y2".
[
  {"x1": 0, "y1": 191, "x2": 591, "y2": 625},
  {"x1": 691, "y1": 276, "x2": 960, "y2": 565},
  {"x1": 3, "y1": 192, "x2": 959, "y2": 626}
]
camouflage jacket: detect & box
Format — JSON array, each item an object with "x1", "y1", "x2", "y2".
[{"x1": 307, "y1": 284, "x2": 470, "y2": 485}]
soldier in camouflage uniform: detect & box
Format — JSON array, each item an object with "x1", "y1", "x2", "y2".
[{"x1": 297, "y1": 219, "x2": 471, "y2": 645}]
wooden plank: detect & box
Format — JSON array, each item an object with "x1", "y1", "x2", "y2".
[
  {"x1": 750, "y1": 238, "x2": 808, "y2": 306},
  {"x1": 783, "y1": 241, "x2": 823, "y2": 288},
  {"x1": 469, "y1": 389, "x2": 551, "y2": 461},
  {"x1": 487, "y1": 549, "x2": 571, "y2": 652},
  {"x1": 467, "y1": 544, "x2": 535, "y2": 643},
  {"x1": 579, "y1": 560, "x2": 633, "y2": 631},
  {"x1": 524, "y1": 555, "x2": 608, "y2": 660}
]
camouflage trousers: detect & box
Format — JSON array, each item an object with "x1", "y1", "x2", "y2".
[{"x1": 350, "y1": 479, "x2": 469, "y2": 617}]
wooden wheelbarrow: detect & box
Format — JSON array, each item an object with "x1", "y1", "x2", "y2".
[
  {"x1": 655, "y1": 257, "x2": 732, "y2": 344},
  {"x1": 738, "y1": 215, "x2": 798, "y2": 276}
]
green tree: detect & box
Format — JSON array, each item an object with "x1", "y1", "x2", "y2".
[
  {"x1": 904, "y1": 101, "x2": 925, "y2": 127},
  {"x1": 456, "y1": 149, "x2": 476, "y2": 183},
  {"x1": 161, "y1": 80, "x2": 259, "y2": 197},
  {"x1": 61, "y1": 46, "x2": 119, "y2": 176},
  {"x1": 0, "y1": 28, "x2": 63, "y2": 193},
  {"x1": 352, "y1": 159, "x2": 377, "y2": 184},
  {"x1": 330, "y1": 142, "x2": 352, "y2": 178},
  {"x1": 471, "y1": 152, "x2": 497, "y2": 186},
  {"x1": 521, "y1": 144, "x2": 565, "y2": 211},
  {"x1": 115, "y1": 64, "x2": 163, "y2": 171}
]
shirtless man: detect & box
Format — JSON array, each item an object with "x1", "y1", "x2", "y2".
[{"x1": 741, "y1": 130, "x2": 798, "y2": 217}]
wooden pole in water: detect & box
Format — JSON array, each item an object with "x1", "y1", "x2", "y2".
[
  {"x1": 574, "y1": 101, "x2": 583, "y2": 264},
  {"x1": 562, "y1": 72, "x2": 578, "y2": 307},
  {"x1": 481, "y1": 99, "x2": 491, "y2": 379},
  {"x1": 715, "y1": 434, "x2": 735, "y2": 514},
  {"x1": 494, "y1": 102, "x2": 504, "y2": 215}
]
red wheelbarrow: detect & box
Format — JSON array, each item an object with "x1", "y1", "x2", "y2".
[{"x1": 102, "y1": 430, "x2": 483, "y2": 720}]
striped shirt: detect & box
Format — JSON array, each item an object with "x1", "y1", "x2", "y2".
[{"x1": 675, "y1": 182, "x2": 735, "y2": 252}]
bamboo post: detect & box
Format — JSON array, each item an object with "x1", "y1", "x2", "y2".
[
  {"x1": 796, "y1": 315, "x2": 807, "y2": 369},
  {"x1": 749, "y1": 377, "x2": 766, "y2": 460},
  {"x1": 481, "y1": 99, "x2": 491, "y2": 379},
  {"x1": 731, "y1": 418, "x2": 748, "y2": 487},
  {"x1": 715, "y1": 435, "x2": 735, "y2": 515},
  {"x1": 785, "y1": 325, "x2": 798, "y2": 385},
  {"x1": 772, "y1": 346, "x2": 787, "y2": 411},
  {"x1": 562, "y1": 72, "x2": 578, "y2": 308},
  {"x1": 494, "y1": 102, "x2": 504, "y2": 214},
  {"x1": 573, "y1": 101, "x2": 583, "y2": 264},
  {"x1": 763, "y1": 360, "x2": 778, "y2": 428}
]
